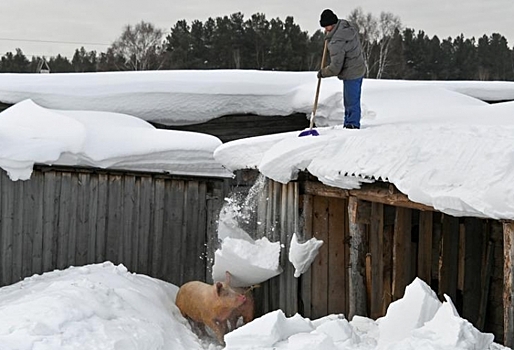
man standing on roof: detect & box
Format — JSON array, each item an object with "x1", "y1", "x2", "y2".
[{"x1": 317, "y1": 9, "x2": 366, "y2": 129}]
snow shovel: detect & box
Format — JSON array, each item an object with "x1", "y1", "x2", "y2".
[{"x1": 299, "y1": 40, "x2": 328, "y2": 137}]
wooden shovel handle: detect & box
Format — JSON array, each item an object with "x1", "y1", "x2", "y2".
[{"x1": 310, "y1": 40, "x2": 329, "y2": 128}]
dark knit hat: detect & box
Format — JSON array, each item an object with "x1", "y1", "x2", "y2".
[{"x1": 319, "y1": 9, "x2": 338, "y2": 27}]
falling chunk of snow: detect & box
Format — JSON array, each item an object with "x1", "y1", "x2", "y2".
[
  {"x1": 211, "y1": 237, "x2": 282, "y2": 287},
  {"x1": 288, "y1": 233, "x2": 324, "y2": 278}
]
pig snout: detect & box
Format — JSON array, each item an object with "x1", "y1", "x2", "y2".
[{"x1": 237, "y1": 294, "x2": 247, "y2": 303}]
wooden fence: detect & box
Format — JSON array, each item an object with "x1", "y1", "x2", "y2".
[
  {"x1": 0, "y1": 165, "x2": 228, "y2": 287},
  {"x1": 1, "y1": 165, "x2": 510, "y2": 343},
  {"x1": 240, "y1": 174, "x2": 506, "y2": 343}
]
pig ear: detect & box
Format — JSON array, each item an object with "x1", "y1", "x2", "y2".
[
  {"x1": 225, "y1": 271, "x2": 232, "y2": 284},
  {"x1": 216, "y1": 282, "x2": 223, "y2": 296}
]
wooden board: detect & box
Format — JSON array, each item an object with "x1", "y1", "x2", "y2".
[
  {"x1": 392, "y1": 207, "x2": 412, "y2": 300},
  {"x1": 462, "y1": 218, "x2": 484, "y2": 327},
  {"x1": 418, "y1": 211, "x2": 433, "y2": 283},
  {"x1": 311, "y1": 196, "x2": 330, "y2": 317},
  {"x1": 300, "y1": 194, "x2": 314, "y2": 318},
  {"x1": 328, "y1": 197, "x2": 347, "y2": 315},
  {"x1": 369, "y1": 202, "x2": 384, "y2": 319},
  {"x1": 503, "y1": 221, "x2": 514, "y2": 347},
  {"x1": 348, "y1": 197, "x2": 368, "y2": 318},
  {"x1": 439, "y1": 215, "x2": 460, "y2": 301}
]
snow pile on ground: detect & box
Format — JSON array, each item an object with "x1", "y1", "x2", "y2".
[
  {"x1": 0, "y1": 262, "x2": 201, "y2": 350},
  {"x1": 0, "y1": 99, "x2": 231, "y2": 180},
  {"x1": 224, "y1": 278, "x2": 501, "y2": 350},
  {"x1": 0, "y1": 264, "x2": 507, "y2": 350},
  {"x1": 214, "y1": 81, "x2": 514, "y2": 220}
]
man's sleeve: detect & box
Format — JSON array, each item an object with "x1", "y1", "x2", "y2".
[{"x1": 321, "y1": 39, "x2": 346, "y2": 77}]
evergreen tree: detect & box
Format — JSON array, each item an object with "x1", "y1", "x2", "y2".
[
  {"x1": 478, "y1": 33, "x2": 513, "y2": 80},
  {"x1": 165, "y1": 20, "x2": 192, "y2": 69},
  {"x1": 452, "y1": 35, "x2": 478, "y2": 79},
  {"x1": 307, "y1": 30, "x2": 324, "y2": 71},
  {"x1": 438, "y1": 38, "x2": 455, "y2": 80},
  {"x1": 189, "y1": 20, "x2": 209, "y2": 68},
  {"x1": 48, "y1": 54, "x2": 74, "y2": 72},
  {"x1": 97, "y1": 48, "x2": 126, "y2": 72},
  {"x1": 283, "y1": 16, "x2": 309, "y2": 71},
  {"x1": 244, "y1": 13, "x2": 270, "y2": 69},
  {"x1": 0, "y1": 49, "x2": 30, "y2": 73},
  {"x1": 72, "y1": 47, "x2": 97, "y2": 72},
  {"x1": 211, "y1": 15, "x2": 235, "y2": 68}
]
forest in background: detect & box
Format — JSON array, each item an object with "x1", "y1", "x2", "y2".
[{"x1": 1, "y1": 8, "x2": 513, "y2": 81}]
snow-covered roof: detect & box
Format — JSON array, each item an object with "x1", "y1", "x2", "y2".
[
  {"x1": 214, "y1": 78, "x2": 514, "y2": 220},
  {"x1": 0, "y1": 70, "x2": 343, "y2": 126},
  {"x1": 1, "y1": 71, "x2": 514, "y2": 219},
  {"x1": 0, "y1": 99, "x2": 231, "y2": 180}
]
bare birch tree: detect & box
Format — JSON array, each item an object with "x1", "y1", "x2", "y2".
[
  {"x1": 376, "y1": 12, "x2": 402, "y2": 79},
  {"x1": 348, "y1": 8, "x2": 378, "y2": 77},
  {"x1": 348, "y1": 8, "x2": 402, "y2": 78},
  {"x1": 111, "y1": 21, "x2": 165, "y2": 70}
]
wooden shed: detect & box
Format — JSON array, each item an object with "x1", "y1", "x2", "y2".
[
  {"x1": 0, "y1": 165, "x2": 230, "y2": 288},
  {"x1": 237, "y1": 170, "x2": 514, "y2": 346}
]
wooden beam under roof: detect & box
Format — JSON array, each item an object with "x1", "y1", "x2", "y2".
[{"x1": 300, "y1": 181, "x2": 434, "y2": 212}]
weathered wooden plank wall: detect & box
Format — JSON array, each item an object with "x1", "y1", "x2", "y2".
[
  {"x1": 255, "y1": 180, "x2": 300, "y2": 317},
  {"x1": 300, "y1": 194, "x2": 349, "y2": 319},
  {"x1": 0, "y1": 166, "x2": 228, "y2": 288}
]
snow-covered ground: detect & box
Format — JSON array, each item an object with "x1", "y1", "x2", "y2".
[
  {"x1": 0, "y1": 262, "x2": 508, "y2": 350},
  {"x1": 1, "y1": 70, "x2": 514, "y2": 349}
]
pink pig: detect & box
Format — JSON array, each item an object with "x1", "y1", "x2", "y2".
[{"x1": 175, "y1": 271, "x2": 247, "y2": 344}]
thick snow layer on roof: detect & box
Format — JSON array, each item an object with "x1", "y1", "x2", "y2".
[
  {"x1": 214, "y1": 80, "x2": 514, "y2": 220},
  {"x1": 0, "y1": 70, "x2": 346, "y2": 126},
  {"x1": 1, "y1": 71, "x2": 514, "y2": 219},
  {"x1": 0, "y1": 99, "x2": 231, "y2": 180}
]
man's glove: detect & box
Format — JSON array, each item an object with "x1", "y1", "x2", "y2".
[{"x1": 317, "y1": 70, "x2": 323, "y2": 79}]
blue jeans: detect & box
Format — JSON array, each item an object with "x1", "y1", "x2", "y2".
[{"x1": 343, "y1": 77, "x2": 363, "y2": 128}]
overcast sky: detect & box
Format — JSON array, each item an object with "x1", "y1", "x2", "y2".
[{"x1": 1, "y1": 0, "x2": 514, "y2": 59}]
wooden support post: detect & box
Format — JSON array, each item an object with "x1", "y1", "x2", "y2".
[
  {"x1": 369, "y1": 203, "x2": 384, "y2": 319},
  {"x1": 503, "y1": 221, "x2": 514, "y2": 347},
  {"x1": 327, "y1": 197, "x2": 347, "y2": 315},
  {"x1": 300, "y1": 194, "x2": 314, "y2": 319},
  {"x1": 348, "y1": 196, "x2": 368, "y2": 319},
  {"x1": 439, "y1": 215, "x2": 460, "y2": 302},
  {"x1": 462, "y1": 218, "x2": 484, "y2": 327},
  {"x1": 311, "y1": 196, "x2": 330, "y2": 318},
  {"x1": 382, "y1": 206, "x2": 395, "y2": 314},
  {"x1": 418, "y1": 211, "x2": 433, "y2": 283},
  {"x1": 392, "y1": 207, "x2": 412, "y2": 300}
]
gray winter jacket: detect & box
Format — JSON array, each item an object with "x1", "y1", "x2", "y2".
[{"x1": 321, "y1": 19, "x2": 366, "y2": 80}]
